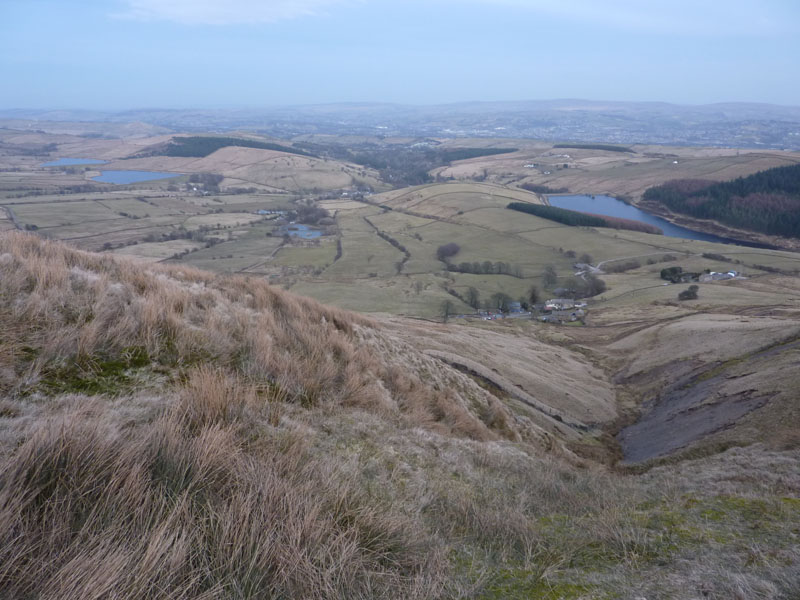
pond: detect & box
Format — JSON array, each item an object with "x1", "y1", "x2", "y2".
[
  {"x1": 282, "y1": 224, "x2": 322, "y2": 239},
  {"x1": 91, "y1": 170, "x2": 181, "y2": 184},
  {"x1": 548, "y1": 194, "x2": 768, "y2": 247},
  {"x1": 41, "y1": 158, "x2": 108, "y2": 166}
]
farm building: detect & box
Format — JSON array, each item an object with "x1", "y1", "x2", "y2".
[{"x1": 545, "y1": 298, "x2": 575, "y2": 311}]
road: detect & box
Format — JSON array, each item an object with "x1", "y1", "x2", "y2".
[{"x1": 1, "y1": 206, "x2": 22, "y2": 230}]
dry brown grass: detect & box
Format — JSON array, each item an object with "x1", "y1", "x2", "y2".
[
  {"x1": 2, "y1": 232, "x2": 799, "y2": 599},
  {"x1": 0, "y1": 231, "x2": 510, "y2": 441},
  {"x1": 0, "y1": 386, "x2": 444, "y2": 599}
]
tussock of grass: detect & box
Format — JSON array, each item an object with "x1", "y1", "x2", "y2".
[
  {"x1": 0, "y1": 232, "x2": 509, "y2": 440},
  {"x1": 0, "y1": 392, "x2": 443, "y2": 599}
]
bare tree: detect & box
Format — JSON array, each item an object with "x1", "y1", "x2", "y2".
[{"x1": 440, "y1": 299, "x2": 455, "y2": 322}]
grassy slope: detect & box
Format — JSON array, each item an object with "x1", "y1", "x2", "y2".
[
  {"x1": 1, "y1": 232, "x2": 800, "y2": 599},
  {"x1": 284, "y1": 182, "x2": 800, "y2": 318},
  {"x1": 433, "y1": 144, "x2": 800, "y2": 202},
  {"x1": 101, "y1": 146, "x2": 384, "y2": 193}
]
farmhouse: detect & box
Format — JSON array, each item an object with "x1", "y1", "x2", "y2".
[
  {"x1": 699, "y1": 271, "x2": 738, "y2": 282},
  {"x1": 545, "y1": 298, "x2": 575, "y2": 311}
]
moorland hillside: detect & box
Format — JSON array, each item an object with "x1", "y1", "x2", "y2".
[{"x1": 1, "y1": 231, "x2": 799, "y2": 598}]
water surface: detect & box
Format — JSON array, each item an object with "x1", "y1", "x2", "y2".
[
  {"x1": 282, "y1": 224, "x2": 322, "y2": 239},
  {"x1": 549, "y1": 194, "x2": 758, "y2": 246}
]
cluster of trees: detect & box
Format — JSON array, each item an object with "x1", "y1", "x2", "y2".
[
  {"x1": 571, "y1": 274, "x2": 607, "y2": 298},
  {"x1": 659, "y1": 266, "x2": 701, "y2": 283},
  {"x1": 435, "y1": 243, "x2": 525, "y2": 277},
  {"x1": 142, "y1": 225, "x2": 223, "y2": 248},
  {"x1": 376, "y1": 230, "x2": 408, "y2": 255},
  {"x1": 187, "y1": 173, "x2": 224, "y2": 193},
  {"x1": 18, "y1": 143, "x2": 59, "y2": 157},
  {"x1": 375, "y1": 230, "x2": 410, "y2": 273},
  {"x1": 752, "y1": 263, "x2": 798, "y2": 275},
  {"x1": 444, "y1": 285, "x2": 540, "y2": 317},
  {"x1": 553, "y1": 143, "x2": 633, "y2": 153},
  {"x1": 643, "y1": 164, "x2": 800, "y2": 238},
  {"x1": 660, "y1": 266, "x2": 684, "y2": 281},
  {"x1": 436, "y1": 243, "x2": 461, "y2": 261},
  {"x1": 603, "y1": 260, "x2": 641, "y2": 273},
  {"x1": 678, "y1": 285, "x2": 699, "y2": 301},
  {"x1": 160, "y1": 136, "x2": 314, "y2": 158},
  {"x1": 507, "y1": 203, "x2": 609, "y2": 227},
  {"x1": 701, "y1": 252, "x2": 732, "y2": 262},
  {"x1": 543, "y1": 265, "x2": 558, "y2": 287},
  {"x1": 62, "y1": 184, "x2": 102, "y2": 194},
  {"x1": 438, "y1": 148, "x2": 517, "y2": 161},
  {"x1": 519, "y1": 183, "x2": 569, "y2": 194},
  {"x1": 542, "y1": 263, "x2": 606, "y2": 298},
  {"x1": 647, "y1": 254, "x2": 678, "y2": 265},
  {"x1": 586, "y1": 214, "x2": 662, "y2": 234},
  {"x1": 293, "y1": 202, "x2": 331, "y2": 225},
  {"x1": 292, "y1": 140, "x2": 516, "y2": 188},
  {"x1": 446, "y1": 261, "x2": 523, "y2": 278}
]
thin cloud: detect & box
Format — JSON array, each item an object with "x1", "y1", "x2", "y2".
[
  {"x1": 119, "y1": 0, "x2": 355, "y2": 25},
  {"x1": 117, "y1": 0, "x2": 799, "y2": 35},
  {"x1": 463, "y1": 0, "x2": 799, "y2": 36}
]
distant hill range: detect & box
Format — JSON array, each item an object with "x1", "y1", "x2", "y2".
[{"x1": 2, "y1": 99, "x2": 800, "y2": 149}]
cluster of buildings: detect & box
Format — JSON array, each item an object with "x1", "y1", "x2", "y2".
[
  {"x1": 699, "y1": 270, "x2": 739, "y2": 282},
  {"x1": 538, "y1": 298, "x2": 587, "y2": 324},
  {"x1": 460, "y1": 299, "x2": 588, "y2": 325}
]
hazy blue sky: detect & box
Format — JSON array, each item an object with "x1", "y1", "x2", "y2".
[{"x1": 1, "y1": 0, "x2": 798, "y2": 109}]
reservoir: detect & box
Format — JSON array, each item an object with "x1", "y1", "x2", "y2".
[
  {"x1": 41, "y1": 158, "x2": 108, "y2": 166},
  {"x1": 92, "y1": 170, "x2": 180, "y2": 184},
  {"x1": 549, "y1": 194, "x2": 760, "y2": 246}
]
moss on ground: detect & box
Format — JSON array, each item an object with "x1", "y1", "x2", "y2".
[
  {"x1": 448, "y1": 490, "x2": 800, "y2": 596},
  {"x1": 481, "y1": 573, "x2": 592, "y2": 600},
  {"x1": 37, "y1": 346, "x2": 155, "y2": 396}
]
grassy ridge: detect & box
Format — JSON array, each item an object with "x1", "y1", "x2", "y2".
[{"x1": 507, "y1": 202, "x2": 609, "y2": 227}]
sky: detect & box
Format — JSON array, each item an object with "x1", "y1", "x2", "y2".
[{"x1": 1, "y1": 0, "x2": 798, "y2": 109}]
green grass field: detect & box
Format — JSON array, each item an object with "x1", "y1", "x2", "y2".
[
  {"x1": 272, "y1": 241, "x2": 337, "y2": 268},
  {"x1": 4, "y1": 155, "x2": 800, "y2": 318}
]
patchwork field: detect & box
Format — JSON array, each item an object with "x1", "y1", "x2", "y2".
[{"x1": 3, "y1": 130, "x2": 800, "y2": 320}]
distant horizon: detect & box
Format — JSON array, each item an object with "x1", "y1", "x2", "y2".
[{"x1": 3, "y1": 97, "x2": 800, "y2": 113}]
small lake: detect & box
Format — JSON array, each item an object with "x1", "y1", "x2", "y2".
[
  {"x1": 92, "y1": 170, "x2": 180, "y2": 184},
  {"x1": 549, "y1": 194, "x2": 760, "y2": 246},
  {"x1": 283, "y1": 224, "x2": 322, "y2": 239},
  {"x1": 41, "y1": 158, "x2": 108, "y2": 166}
]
